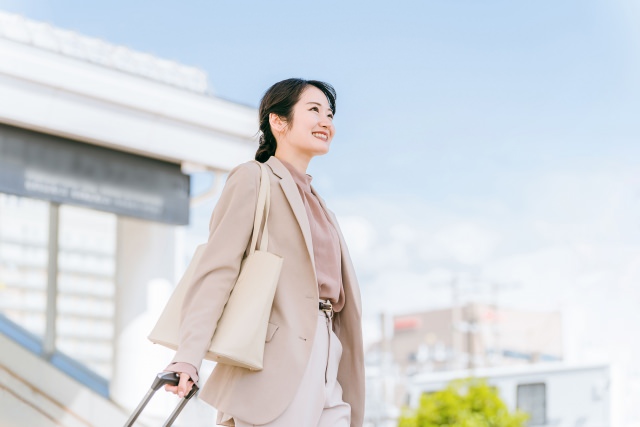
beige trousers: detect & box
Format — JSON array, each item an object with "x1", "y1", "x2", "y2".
[{"x1": 218, "y1": 312, "x2": 351, "y2": 427}]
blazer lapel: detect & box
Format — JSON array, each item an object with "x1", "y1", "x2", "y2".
[{"x1": 265, "y1": 157, "x2": 316, "y2": 275}]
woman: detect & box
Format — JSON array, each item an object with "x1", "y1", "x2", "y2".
[{"x1": 164, "y1": 78, "x2": 364, "y2": 427}]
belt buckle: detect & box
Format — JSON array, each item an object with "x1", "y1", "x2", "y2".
[{"x1": 319, "y1": 300, "x2": 333, "y2": 319}]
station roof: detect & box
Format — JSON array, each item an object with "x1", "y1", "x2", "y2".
[
  {"x1": 0, "y1": 10, "x2": 209, "y2": 94},
  {"x1": 0, "y1": 10, "x2": 256, "y2": 172}
]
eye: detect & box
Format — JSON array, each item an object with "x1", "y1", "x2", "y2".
[
  {"x1": 327, "y1": 113, "x2": 334, "y2": 119},
  {"x1": 310, "y1": 106, "x2": 319, "y2": 112}
]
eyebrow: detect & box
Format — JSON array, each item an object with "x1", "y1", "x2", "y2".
[{"x1": 306, "y1": 102, "x2": 334, "y2": 113}]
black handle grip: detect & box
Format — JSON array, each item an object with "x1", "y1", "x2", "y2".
[
  {"x1": 151, "y1": 372, "x2": 198, "y2": 397},
  {"x1": 151, "y1": 372, "x2": 181, "y2": 390},
  {"x1": 124, "y1": 372, "x2": 199, "y2": 427}
]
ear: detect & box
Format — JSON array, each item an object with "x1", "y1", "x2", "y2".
[{"x1": 269, "y1": 113, "x2": 287, "y2": 134}]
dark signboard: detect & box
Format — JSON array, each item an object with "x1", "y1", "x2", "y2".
[{"x1": 0, "y1": 123, "x2": 190, "y2": 225}]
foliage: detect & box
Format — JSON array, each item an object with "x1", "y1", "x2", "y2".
[{"x1": 398, "y1": 378, "x2": 529, "y2": 427}]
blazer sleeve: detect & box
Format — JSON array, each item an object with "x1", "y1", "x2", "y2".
[{"x1": 170, "y1": 161, "x2": 261, "y2": 372}]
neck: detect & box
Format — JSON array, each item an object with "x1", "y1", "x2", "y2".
[{"x1": 274, "y1": 150, "x2": 310, "y2": 175}]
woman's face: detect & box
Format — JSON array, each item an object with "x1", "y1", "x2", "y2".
[{"x1": 275, "y1": 86, "x2": 335, "y2": 160}]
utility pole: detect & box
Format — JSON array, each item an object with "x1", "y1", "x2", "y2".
[
  {"x1": 488, "y1": 280, "x2": 520, "y2": 366},
  {"x1": 465, "y1": 304, "x2": 478, "y2": 371},
  {"x1": 375, "y1": 312, "x2": 392, "y2": 427},
  {"x1": 450, "y1": 275, "x2": 462, "y2": 370},
  {"x1": 491, "y1": 281, "x2": 499, "y2": 366}
]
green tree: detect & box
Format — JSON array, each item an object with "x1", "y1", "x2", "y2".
[{"x1": 398, "y1": 378, "x2": 529, "y2": 427}]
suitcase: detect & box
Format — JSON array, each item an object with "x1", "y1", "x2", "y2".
[{"x1": 124, "y1": 372, "x2": 199, "y2": 427}]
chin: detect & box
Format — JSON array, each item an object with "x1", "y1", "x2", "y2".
[
  {"x1": 315, "y1": 146, "x2": 331, "y2": 156},
  {"x1": 306, "y1": 142, "x2": 331, "y2": 157}
]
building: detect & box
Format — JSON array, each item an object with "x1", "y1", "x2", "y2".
[
  {"x1": 0, "y1": 10, "x2": 255, "y2": 426},
  {"x1": 390, "y1": 303, "x2": 563, "y2": 374},
  {"x1": 364, "y1": 303, "x2": 564, "y2": 426},
  {"x1": 406, "y1": 363, "x2": 611, "y2": 427}
]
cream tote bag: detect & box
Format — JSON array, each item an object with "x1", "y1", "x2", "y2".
[{"x1": 148, "y1": 162, "x2": 283, "y2": 371}]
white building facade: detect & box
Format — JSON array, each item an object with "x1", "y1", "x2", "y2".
[
  {"x1": 406, "y1": 363, "x2": 611, "y2": 427},
  {"x1": 0, "y1": 10, "x2": 256, "y2": 426}
]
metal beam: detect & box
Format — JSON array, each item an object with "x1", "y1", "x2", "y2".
[{"x1": 43, "y1": 202, "x2": 59, "y2": 357}]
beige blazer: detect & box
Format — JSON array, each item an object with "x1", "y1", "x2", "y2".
[{"x1": 171, "y1": 156, "x2": 365, "y2": 426}]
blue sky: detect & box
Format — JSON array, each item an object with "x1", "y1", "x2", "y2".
[
  {"x1": 2, "y1": 0, "x2": 638, "y2": 307},
  {"x1": 2, "y1": 0, "x2": 639, "y2": 308},
  {"x1": 3, "y1": 1, "x2": 640, "y2": 420},
  {"x1": 2, "y1": 0, "x2": 638, "y2": 200}
]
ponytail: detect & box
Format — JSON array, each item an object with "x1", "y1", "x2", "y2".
[{"x1": 255, "y1": 127, "x2": 277, "y2": 163}]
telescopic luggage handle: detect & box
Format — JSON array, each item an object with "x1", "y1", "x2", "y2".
[{"x1": 124, "y1": 372, "x2": 199, "y2": 427}]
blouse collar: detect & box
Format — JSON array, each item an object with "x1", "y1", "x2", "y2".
[{"x1": 279, "y1": 158, "x2": 313, "y2": 193}]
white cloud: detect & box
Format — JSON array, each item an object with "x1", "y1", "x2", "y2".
[
  {"x1": 332, "y1": 165, "x2": 640, "y2": 373},
  {"x1": 389, "y1": 223, "x2": 417, "y2": 243},
  {"x1": 431, "y1": 222, "x2": 500, "y2": 265},
  {"x1": 337, "y1": 215, "x2": 377, "y2": 259}
]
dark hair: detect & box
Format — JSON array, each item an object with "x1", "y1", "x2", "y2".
[{"x1": 255, "y1": 78, "x2": 336, "y2": 163}]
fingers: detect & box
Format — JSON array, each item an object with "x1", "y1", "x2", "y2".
[
  {"x1": 164, "y1": 383, "x2": 179, "y2": 394},
  {"x1": 164, "y1": 372, "x2": 193, "y2": 397},
  {"x1": 177, "y1": 372, "x2": 192, "y2": 398}
]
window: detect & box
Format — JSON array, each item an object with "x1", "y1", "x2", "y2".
[
  {"x1": 0, "y1": 194, "x2": 49, "y2": 337},
  {"x1": 56, "y1": 205, "x2": 116, "y2": 379},
  {"x1": 517, "y1": 382, "x2": 546, "y2": 425},
  {"x1": 0, "y1": 195, "x2": 116, "y2": 381}
]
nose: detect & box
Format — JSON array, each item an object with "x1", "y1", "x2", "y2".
[{"x1": 318, "y1": 116, "x2": 333, "y2": 131}]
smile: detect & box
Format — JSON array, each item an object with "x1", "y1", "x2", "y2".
[{"x1": 312, "y1": 132, "x2": 328, "y2": 141}]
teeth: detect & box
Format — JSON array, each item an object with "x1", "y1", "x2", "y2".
[{"x1": 312, "y1": 132, "x2": 328, "y2": 140}]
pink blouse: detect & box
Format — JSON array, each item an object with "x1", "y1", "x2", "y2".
[{"x1": 281, "y1": 159, "x2": 345, "y2": 312}]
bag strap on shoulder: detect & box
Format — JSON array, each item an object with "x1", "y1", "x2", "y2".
[{"x1": 249, "y1": 162, "x2": 271, "y2": 254}]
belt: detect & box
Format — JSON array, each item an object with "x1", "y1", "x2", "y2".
[{"x1": 319, "y1": 300, "x2": 333, "y2": 318}]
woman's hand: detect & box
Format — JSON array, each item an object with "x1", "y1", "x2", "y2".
[{"x1": 164, "y1": 372, "x2": 193, "y2": 398}]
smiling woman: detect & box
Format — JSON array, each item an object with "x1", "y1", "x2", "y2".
[
  {"x1": 255, "y1": 79, "x2": 337, "y2": 167},
  {"x1": 162, "y1": 78, "x2": 365, "y2": 427},
  {"x1": 270, "y1": 85, "x2": 336, "y2": 165}
]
